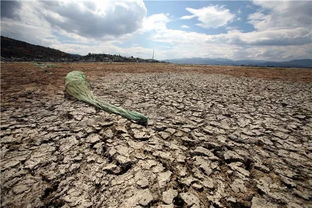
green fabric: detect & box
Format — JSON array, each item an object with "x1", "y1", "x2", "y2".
[{"x1": 65, "y1": 71, "x2": 148, "y2": 125}]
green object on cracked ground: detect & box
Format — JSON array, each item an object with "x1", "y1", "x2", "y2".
[{"x1": 65, "y1": 71, "x2": 148, "y2": 125}]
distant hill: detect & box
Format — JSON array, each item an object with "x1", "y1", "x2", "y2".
[
  {"x1": 166, "y1": 57, "x2": 312, "y2": 68},
  {"x1": 1, "y1": 36, "x2": 76, "y2": 61},
  {"x1": 1, "y1": 36, "x2": 159, "y2": 63}
]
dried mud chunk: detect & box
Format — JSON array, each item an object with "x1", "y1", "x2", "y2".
[
  {"x1": 224, "y1": 150, "x2": 244, "y2": 162},
  {"x1": 159, "y1": 131, "x2": 171, "y2": 140},
  {"x1": 122, "y1": 189, "x2": 154, "y2": 207},
  {"x1": 100, "y1": 128, "x2": 114, "y2": 139},
  {"x1": 228, "y1": 162, "x2": 250, "y2": 177},
  {"x1": 162, "y1": 188, "x2": 178, "y2": 204},
  {"x1": 133, "y1": 129, "x2": 149, "y2": 140},
  {"x1": 103, "y1": 163, "x2": 119, "y2": 174},
  {"x1": 24, "y1": 144, "x2": 57, "y2": 169},
  {"x1": 194, "y1": 156, "x2": 213, "y2": 176},
  {"x1": 180, "y1": 192, "x2": 200, "y2": 208},
  {"x1": 85, "y1": 133, "x2": 100, "y2": 144},
  {"x1": 158, "y1": 171, "x2": 172, "y2": 188},
  {"x1": 230, "y1": 179, "x2": 247, "y2": 193},
  {"x1": 192, "y1": 146, "x2": 218, "y2": 160},
  {"x1": 115, "y1": 124, "x2": 127, "y2": 133},
  {"x1": 135, "y1": 171, "x2": 149, "y2": 188},
  {"x1": 137, "y1": 177, "x2": 149, "y2": 188},
  {"x1": 251, "y1": 197, "x2": 278, "y2": 208},
  {"x1": 157, "y1": 204, "x2": 174, "y2": 208}
]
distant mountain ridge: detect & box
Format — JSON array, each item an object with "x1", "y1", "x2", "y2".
[
  {"x1": 1, "y1": 36, "x2": 74, "y2": 61},
  {"x1": 165, "y1": 57, "x2": 312, "y2": 68},
  {"x1": 1, "y1": 36, "x2": 159, "y2": 63}
]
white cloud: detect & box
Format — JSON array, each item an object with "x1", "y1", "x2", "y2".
[
  {"x1": 180, "y1": 15, "x2": 194, "y2": 20},
  {"x1": 1, "y1": 19, "x2": 55, "y2": 47},
  {"x1": 181, "y1": 25, "x2": 189, "y2": 29},
  {"x1": 141, "y1": 13, "x2": 170, "y2": 32},
  {"x1": 215, "y1": 28, "x2": 312, "y2": 46},
  {"x1": 2, "y1": 0, "x2": 146, "y2": 40},
  {"x1": 181, "y1": 5, "x2": 235, "y2": 28},
  {"x1": 138, "y1": 12, "x2": 312, "y2": 61},
  {"x1": 249, "y1": 0, "x2": 312, "y2": 30},
  {"x1": 41, "y1": 0, "x2": 146, "y2": 38}
]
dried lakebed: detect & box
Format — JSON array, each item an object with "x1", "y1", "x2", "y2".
[{"x1": 1, "y1": 72, "x2": 312, "y2": 208}]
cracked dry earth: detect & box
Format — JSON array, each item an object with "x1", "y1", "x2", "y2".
[{"x1": 1, "y1": 70, "x2": 312, "y2": 208}]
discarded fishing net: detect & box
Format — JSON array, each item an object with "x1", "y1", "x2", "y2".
[{"x1": 65, "y1": 71, "x2": 148, "y2": 125}]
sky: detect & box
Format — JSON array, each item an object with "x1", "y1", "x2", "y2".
[{"x1": 1, "y1": 0, "x2": 312, "y2": 61}]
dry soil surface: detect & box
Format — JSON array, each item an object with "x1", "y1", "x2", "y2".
[{"x1": 1, "y1": 62, "x2": 312, "y2": 208}]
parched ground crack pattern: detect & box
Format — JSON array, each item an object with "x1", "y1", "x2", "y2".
[{"x1": 1, "y1": 72, "x2": 312, "y2": 208}]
